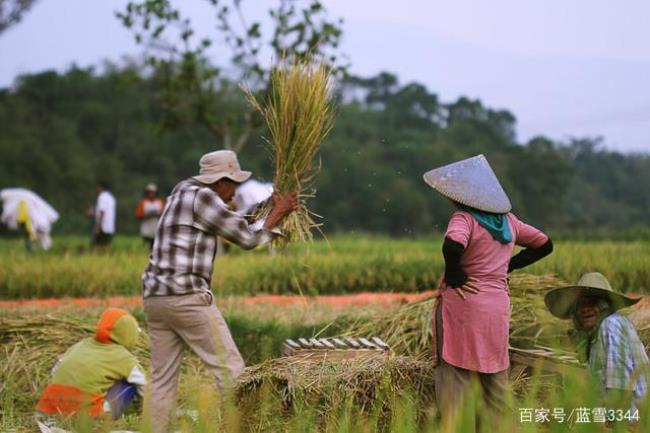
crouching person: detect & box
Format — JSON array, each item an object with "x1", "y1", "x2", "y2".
[
  {"x1": 545, "y1": 272, "x2": 649, "y2": 420},
  {"x1": 35, "y1": 308, "x2": 145, "y2": 431}
]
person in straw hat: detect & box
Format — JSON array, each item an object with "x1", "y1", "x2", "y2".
[
  {"x1": 142, "y1": 150, "x2": 298, "y2": 433},
  {"x1": 423, "y1": 154, "x2": 554, "y2": 429},
  {"x1": 545, "y1": 272, "x2": 649, "y2": 416}
]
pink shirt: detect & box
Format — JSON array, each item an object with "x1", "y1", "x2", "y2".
[{"x1": 437, "y1": 211, "x2": 548, "y2": 373}]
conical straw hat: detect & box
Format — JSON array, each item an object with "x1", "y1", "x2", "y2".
[
  {"x1": 545, "y1": 272, "x2": 642, "y2": 319},
  {"x1": 422, "y1": 154, "x2": 512, "y2": 213}
]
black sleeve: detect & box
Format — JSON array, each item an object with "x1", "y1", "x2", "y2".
[
  {"x1": 507, "y1": 238, "x2": 554, "y2": 273},
  {"x1": 442, "y1": 237, "x2": 467, "y2": 288}
]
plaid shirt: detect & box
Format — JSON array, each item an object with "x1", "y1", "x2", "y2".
[
  {"x1": 589, "y1": 313, "x2": 649, "y2": 407},
  {"x1": 142, "y1": 179, "x2": 276, "y2": 297}
]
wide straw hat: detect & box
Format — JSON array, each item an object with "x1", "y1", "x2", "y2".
[
  {"x1": 545, "y1": 272, "x2": 642, "y2": 319},
  {"x1": 422, "y1": 154, "x2": 512, "y2": 213},
  {"x1": 193, "y1": 150, "x2": 252, "y2": 184}
]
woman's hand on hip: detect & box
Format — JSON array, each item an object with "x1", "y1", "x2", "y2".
[{"x1": 444, "y1": 278, "x2": 480, "y2": 300}]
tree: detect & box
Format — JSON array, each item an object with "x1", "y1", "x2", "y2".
[
  {"x1": 2, "y1": 66, "x2": 649, "y2": 235},
  {"x1": 0, "y1": 0, "x2": 37, "y2": 34},
  {"x1": 445, "y1": 97, "x2": 516, "y2": 143},
  {"x1": 506, "y1": 136, "x2": 574, "y2": 227},
  {"x1": 116, "y1": 0, "x2": 345, "y2": 152}
]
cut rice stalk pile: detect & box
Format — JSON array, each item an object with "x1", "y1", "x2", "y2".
[
  {"x1": 244, "y1": 58, "x2": 335, "y2": 246},
  {"x1": 340, "y1": 274, "x2": 574, "y2": 357},
  {"x1": 236, "y1": 354, "x2": 435, "y2": 426}
]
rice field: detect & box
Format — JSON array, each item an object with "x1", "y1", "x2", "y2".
[
  {"x1": 0, "y1": 236, "x2": 649, "y2": 299},
  {"x1": 1, "y1": 235, "x2": 650, "y2": 432},
  {"x1": 3, "y1": 283, "x2": 650, "y2": 432}
]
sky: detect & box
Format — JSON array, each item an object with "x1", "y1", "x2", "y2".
[{"x1": 1, "y1": 0, "x2": 649, "y2": 153}]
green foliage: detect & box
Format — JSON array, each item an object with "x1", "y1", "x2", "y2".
[
  {"x1": 115, "y1": 0, "x2": 345, "y2": 152},
  {"x1": 0, "y1": 66, "x2": 649, "y2": 235}
]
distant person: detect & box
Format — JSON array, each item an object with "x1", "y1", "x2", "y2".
[
  {"x1": 545, "y1": 272, "x2": 649, "y2": 419},
  {"x1": 142, "y1": 150, "x2": 297, "y2": 433},
  {"x1": 232, "y1": 179, "x2": 273, "y2": 217},
  {"x1": 92, "y1": 182, "x2": 116, "y2": 253},
  {"x1": 16, "y1": 198, "x2": 34, "y2": 251},
  {"x1": 422, "y1": 155, "x2": 553, "y2": 431},
  {"x1": 217, "y1": 179, "x2": 274, "y2": 255},
  {"x1": 0, "y1": 188, "x2": 59, "y2": 251},
  {"x1": 35, "y1": 308, "x2": 146, "y2": 432},
  {"x1": 135, "y1": 183, "x2": 165, "y2": 250}
]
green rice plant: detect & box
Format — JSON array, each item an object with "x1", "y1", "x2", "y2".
[
  {"x1": 1, "y1": 236, "x2": 649, "y2": 299},
  {"x1": 243, "y1": 57, "x2": 336, "y2": 246}
]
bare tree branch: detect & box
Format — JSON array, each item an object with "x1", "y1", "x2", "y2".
[{"x1": 0, "y1": 0, "x2": 38, "y2": 35}]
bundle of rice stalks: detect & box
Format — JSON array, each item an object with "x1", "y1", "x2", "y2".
[
  {"x1": 243, "y1": 58, "x2": 335, "y2": 246},
  {"x1": 236, "y1": 354, "x2": 435, "y2": 428},
  {"x1": 339, "y1": 274, "x2": 572, "y2": 358}
]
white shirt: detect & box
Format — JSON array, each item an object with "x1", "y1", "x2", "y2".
[
  {"x1": 233, "y1": 179, "x2": 273, "y2": 215},
  {"x1": 139, "y1": 199, "x2": 164, "y2": 238},
  {"x1": 96, "y1": 191, "x2": 116, "y2": 234}
]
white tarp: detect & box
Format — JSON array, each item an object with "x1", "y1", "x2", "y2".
[
  {"x1": 0, "y1": 188, "x2": 59, "y2": 249},
  {"x1": 233, "y1": 179, "x2": 273, "y2": 216}
]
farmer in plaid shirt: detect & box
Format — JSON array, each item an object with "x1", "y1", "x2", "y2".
[
  {"x1": 142, "y1": 150, "x2": 297, "y2": 433},
  {"x1": 545, "y1": 272, "x2": 649, "y2": 415}
]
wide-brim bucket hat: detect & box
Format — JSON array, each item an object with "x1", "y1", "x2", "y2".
[
  {"x1": 422, "y1": 154, "x2": 512, "y2": 214},
  {"x1": 193, "y1": 150, "x2": 252, "y2": 184},
  {"x1": 545, "y1": 272, "x2": 642, "y2": 319}
]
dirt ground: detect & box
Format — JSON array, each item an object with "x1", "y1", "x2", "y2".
[{"x1": 0, "y1": 291, "x2": 437, "y2": 311}]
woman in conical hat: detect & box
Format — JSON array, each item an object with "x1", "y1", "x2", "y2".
[
  {"x1": 423, "y1": 154, "x2": 554, "y2": 426},
  {"x1": 545, "y1": 273, "x2": 648, "y2": 416}
]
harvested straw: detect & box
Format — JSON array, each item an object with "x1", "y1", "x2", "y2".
[
  {"x1": 0, "y1": 315, "x2": 150, "y2": 413},
  {"x1": 236, "y1": 354, "x2": 435, "y2": 426},
  {"x1": 243, "y1": 58, "x2": 335, "y2": 246},
  {"x1": 0, "y1": 314, "x2": 206, "y2": 417},
  {"x1": 340, "y1": 274, "x2": 572, "y2": 357},
  {"x1": 509, "y1": 274, "x2": 573, "y2": 349}
]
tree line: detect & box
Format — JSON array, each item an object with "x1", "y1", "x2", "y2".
[{"x1": 0, "y1": 65, "x2": 648, "y2": 236}]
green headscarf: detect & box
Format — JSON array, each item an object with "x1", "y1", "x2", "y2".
[{"x1": 458, "y1": 204, "x2": 512, "y2": 244}]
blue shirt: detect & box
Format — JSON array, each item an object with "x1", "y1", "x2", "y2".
[{"x1": 589, "y1": 313, "x2": 649, "y2": 409}]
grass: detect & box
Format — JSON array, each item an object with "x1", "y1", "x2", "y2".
[{"x1": 1, "y1": 235, "x2": 649, "y2": 299}]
